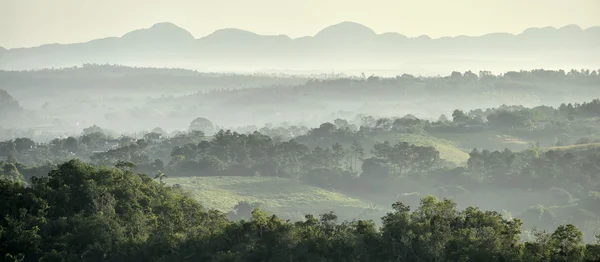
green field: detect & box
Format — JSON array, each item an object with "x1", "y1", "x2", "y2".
[
  {"x1": 369, "y1": 133, "x2": 471, "y2": 164},
  {"x1": 429, "y1": 131, "x2": 531, "y2": 153},
  {"x1": 546, "y1": 142, "x2": 600, "y2": 152},
  {"x1": 298, "y1": 132, "x2": 470, "y2": 165},
  {"x1": 164, "y1": 176, "x2": 377, "y2": 220}
]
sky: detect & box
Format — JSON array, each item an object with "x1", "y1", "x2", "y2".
[{"x1": 1, "y1": 0, "x2": 599, "y2": 49}]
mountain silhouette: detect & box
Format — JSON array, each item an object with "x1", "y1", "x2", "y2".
[
  {"x1": 122, "y1": 22, "x2": 195, "y2": 43},
  {"x1": 0, "y1": 21, "x2": 599, "y2": 71},
  {"x1": 314, "y1": 21, "x2": 377, "y2": 40}
]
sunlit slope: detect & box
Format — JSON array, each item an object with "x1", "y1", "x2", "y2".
[
  {"x1": 546, "y1": 142, "x2": 600, "y2": 152},
  {"x1": 298, "y1": 132, "x2": 470, "y2": 164},
  {"x1": 429, "y1": 131, "x2": 531, "y2": 153},
  {"x1": 164, "y1": 176, "x2": 375, "y2": 219},
  {"x1": 368, "y1": 133, "x2": 470, "y2": 164}
]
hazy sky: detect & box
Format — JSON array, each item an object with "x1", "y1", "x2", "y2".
[{"x1": 1, "y1": 0, "x2": 599, "y2": 48}]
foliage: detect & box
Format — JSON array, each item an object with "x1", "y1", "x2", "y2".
[{"x1": 2, "y1": 162, "x2": 600, "y2": 261}]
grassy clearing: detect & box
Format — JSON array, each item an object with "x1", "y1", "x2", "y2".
[
  {"x1": 546, "y1": 142, "x2": 600, "y2": 152},
  {"x1": 369, "y1": 133, "x2": 470, "y2": 164},
  {"x1": 429, "y1": 131, "x2": 531, "y2": 152},
  {"x1": 164, "y1": 176, "x2": 376, "y2": 220}
]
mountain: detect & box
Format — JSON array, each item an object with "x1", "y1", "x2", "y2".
[{"x1": 0, "y1": 21, "x2": 599, "y2": 71}]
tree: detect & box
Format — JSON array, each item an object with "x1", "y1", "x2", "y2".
[
  {"x1": 143, "y1": 132, "x2": 162, "y2": 141},
  {"x1": 0, "y1": 163, "x2": 24, "y2": 183},
  {"x1": 63, "y1": 136, "x2": 79, "y2": 153},
  {"x1": 463, "y1": 70, "x2": 478, "y2": 82},
  {"x1": 82, "y1": 125, "x2": 104, "y2": 135},
  {"x1": 334, "y1": 118, "x2": 349, "y2": 128},
  {"x1": 438, "y1": 114, "x2": 449, "y2": 123},
  {"x1": 452, "y1": 109, "x2": 470, "y2": 124},
  {"x1": 154, "y1": 170, "x2": 167, "y2": 183},
  {"x1": 14, "y1": 138, "x2": 35, "y2": 152},
  {"x1": 151, "y1": 127, "x2": 167, "y2": 136},
  {"x1": 227, "y1": 201, "x2": 260, "y2": 220},
  {"x1": 450, "y1": 71, "x2": 462, "y2": 79},
  {"x1": 189, "y1": 117, "x2": 214, "y2": 134},
  {"x1": 549, "y1": 224, "x2": 586, "y2": 261},
  {"x1": 350, "y1": 141, "x2": 365, "y2": 171},
  {"x1": 115, "y1": 161, "x2": 136, "y2": 171}
]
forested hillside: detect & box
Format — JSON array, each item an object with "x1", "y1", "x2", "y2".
[
  {"x1": 2, "y1": 159, "x2": 600, "y2": 261},
  {"x1": 3, "y1": 97, "x2": 600, "y2": 261}
]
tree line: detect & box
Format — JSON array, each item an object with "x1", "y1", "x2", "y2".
[{"x1": 2, "y1": 159, "x2": 600, "y2": 262}]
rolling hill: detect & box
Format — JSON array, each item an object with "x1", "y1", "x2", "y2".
[
  {"x1": 547, "y1": 142, "x2": 600, "y2": 152},
  {"x1": 164, "y1": 176, "x2": 378, "y2": 221}
]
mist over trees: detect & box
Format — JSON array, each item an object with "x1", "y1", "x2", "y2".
[
  {"x1": 1, "y1": 16, "x2": 600, "y2": 261},
  {"x1": 2, "y1": 66, "x2": 600, "y2": 142}
]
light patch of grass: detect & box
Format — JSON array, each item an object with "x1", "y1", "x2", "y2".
[
  {"x1": 164, "y1": 176, "x2": 375, "y2": 220},
  {"x1": 369, "y1": 133, "x2": 470, "y2": 164},
  {"x1": 429, "y1": 131, "x2": 531, "y2": 152},
  {"x1": 546, "y1": 142, "x2": 600, "y2": 152}
]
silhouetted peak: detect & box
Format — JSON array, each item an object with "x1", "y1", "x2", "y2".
[
  {"x1": 210, "y1": 28, "x2": 259, "y2": 38},
  {"x1": 201, "y1": 28, "x2": 292, "y2": 44},
  {"x1": 150, "y1": 22, "x2": 180, "y2": 30},
  {"x1": 415, "y1": 35, "x2": 431, "y2": 40},
  {"x1": 379, "y1": 32, "x2": 408, "y2": 40},
  {"x1": 315, "y1": 21, "x2": 376, "y2": 39},
  {"x1": 585, "y1": 26, "x2": 600, "y2": 33},
  {"x1": 520, "y1": 26, "x2": 557, "y2": 37},
  {"x1": 559, "y1": 24, "x2": 583, "y2": 32},
  {"x1": 481, "y1": 32, "x2": 514, "y2": 38},
  {"x1": 200, "y1": 28, "x2": 262, "y2": 44},
  {"x1": 122, "y1": 22, "x2": 194, "y2": 42}
]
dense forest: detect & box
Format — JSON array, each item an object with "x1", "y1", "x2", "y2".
[
  {"x1": 2, "y1": 161, "x2": 600, "y2": 261},
  {"x1": 3, "y1": 95, "x2": 600, "y2": 261}
]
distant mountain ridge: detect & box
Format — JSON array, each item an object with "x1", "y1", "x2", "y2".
[{"x1": 1, "y1": 21, "x2": 599, "y2": 71}]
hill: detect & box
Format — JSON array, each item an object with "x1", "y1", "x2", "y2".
[
  {"x1": 1, "y1": 22, "x2": 598, "y2": 71},
  {"x1": 429, "y1": 131, "x2": 531, "y2": 152},
  {"x1": 0, "y1": 89, "x2": 24, "y2": 126},
  {"x1": 297, "y1": 132, "x2": 470, "y2": 164},
  {"x1": 368, "y1": 133, "x2": 470, "y2": 164},
  {"x1": 163, "y1": 176, "x2": 376, "y2": 220},
  {"x1": 547, "y1": 142, "x2": 600, "y2": 152}
]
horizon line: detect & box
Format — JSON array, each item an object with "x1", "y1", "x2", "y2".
[{"x1": 2, "y1": 21, "x2": 598, "y2": 50}]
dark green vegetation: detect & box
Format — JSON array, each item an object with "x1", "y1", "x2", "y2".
[
  {"x1": 3, "y1": 98, "x2": 600, "y2": 223},
  {"x1": 2, "y1": 97, "x2": 600, "y2": 260},
  {"x1": 2, "y1": 160, "x2": 600, "y2": 261},
  {"x1": 2, "y1": 66, "x2": 600, "y2": 260}
]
